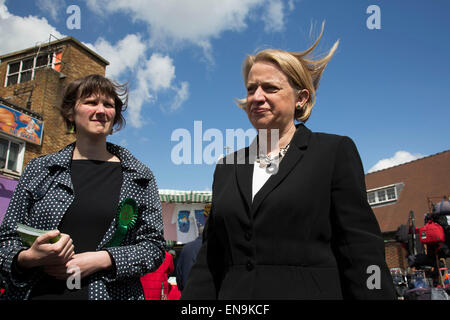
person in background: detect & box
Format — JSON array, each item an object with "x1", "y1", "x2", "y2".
[
  {"x1": 181, "y1": 23, "x2": 396, "y2": 300},
  {"x1": 176, "y1": 225, "x2": 204, "y2": 291},
  {"x1": 176, "y1": 204, "x2": 210, "y2": 291},
  {"x1": 0, "y1": 74, "x2": 165, "y2": 300},
  {"x1": 140, "y1": 250, "x2": 176, "y2": 300}
]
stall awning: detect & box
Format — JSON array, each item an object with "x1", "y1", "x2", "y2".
[{"x1": 159, "y1": 189, "x2": 212, "y2": 203}]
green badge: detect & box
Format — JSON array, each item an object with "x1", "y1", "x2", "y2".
[{"x1": 105, "y1": 198, "x2": 138, "y2": 248}]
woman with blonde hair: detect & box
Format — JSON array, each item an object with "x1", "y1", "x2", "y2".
[{"x1": 182, "y1": 23, "x2": 396, "y2": 300}]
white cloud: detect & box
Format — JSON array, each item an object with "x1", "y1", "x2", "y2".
[
  {"x1": 0, "y1": 2, "x2": 189, "y2": 129},
  {"x1": 128, "y1": 53, "x2": 189, "y2": 128},
  {"x1": 0, "y1": 1, "x2": 65, "y2": 55},
  {"x1": 368, "y1": 151, "x2": 426, "y2": 173},
  {"x1": 85, "y1": 0, "x2": 290, "y2": 55},
  {"x1": 36, "y1": 0, "x2": 66, "y2": 21},
  {"x1": 86, "y1": 37, "x2": 190, "y2": 127},
  {"x1": 264, "y1": 0, "x2": 285, "y2": 32},
  {"x1": 81, "y1": 0, "x2": 295, "y2": 125},
  {"x1": 142, "y1": 53, "x2": 176, "y2": 92},
  {"x1": 85, "y1": 34, "x2": 147, "y2": 79},
  {"x1": 86, "y1": 0, "x2": 259, "y2": 44},
  {"x1": 127, "y1": 90, "x2": 147, "y2": 129},
  {"x1": 287, "y1": 0, "x2": 296, "y2": 11},
  {"x1": 170, "y1": 81, "x2": 190, "y2": 112}
]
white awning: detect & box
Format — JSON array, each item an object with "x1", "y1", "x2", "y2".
[{"x1": 158, "y1": 189, "x2": 212, "y2": 203}]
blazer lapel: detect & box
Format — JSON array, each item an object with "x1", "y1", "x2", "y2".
[
  {"x1": 97, "y1": 170, "x2": 133, "y2": 249},
  {"x1": 97, "y1": 143, "x2": 152, "y2": 249},
  {"x1": 224, "y1": 143, "x2": 253, "y2": 214},
  {"x1": 235, "y1": 155, "x2": 253, "y2": 213},
  {"x1": 250, "y1": 124, "x2": 311, "y2": 216}
]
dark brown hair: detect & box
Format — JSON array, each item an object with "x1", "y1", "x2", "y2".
[{"x1": 60, "y1": 74, "x2": 128, "y2": 132}]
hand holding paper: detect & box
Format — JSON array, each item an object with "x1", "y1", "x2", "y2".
[
  {"x1": 16, "y1": 223, "x2": 61, "y2": 246},
  {"x1": 16, "y1": 229, "x2": 74, "y2": 270}
]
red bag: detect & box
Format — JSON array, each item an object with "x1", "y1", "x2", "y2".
[{"x1": 419, "y1": 221, "x2": 445, "y2": 244}]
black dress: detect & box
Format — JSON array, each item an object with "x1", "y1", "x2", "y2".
[{"x1": 29, "y1": 159, "x2": 122, "y2": 300}]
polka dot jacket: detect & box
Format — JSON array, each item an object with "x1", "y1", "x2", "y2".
[{"x1": 0, "y1": 142, "x2": 166, "y2": 300}]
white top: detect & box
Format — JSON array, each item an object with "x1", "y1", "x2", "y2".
[
  {"x1": 249, "y1": 136, "x2": 287, "y2": 201},
  {"x1": 252, "y1": 158, "x2": 282, "y2": 201}
]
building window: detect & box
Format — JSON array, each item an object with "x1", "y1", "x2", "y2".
[
  {"x1": 367, "y1": 184, "x2": 398, "y2": 206},
  {"x1": 5, "y1": 51, "x2": 62, "y2": 87},
  {"x1": 368, "y1": 191, "x2": 376, "y2": 204},
  {"x1": 0, "y1": 136, "x2": 24, "y2": 174}
]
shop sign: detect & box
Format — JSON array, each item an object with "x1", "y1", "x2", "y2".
[{"x1": 0, "y1": 104, "x2": 44, "y2": 145}]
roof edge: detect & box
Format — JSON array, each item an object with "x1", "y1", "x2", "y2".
[
  {"x1": 0, "y1": 36, "x2": 109, "y2": 66},
  {"x1": 366, "y1": 149, "x2": 450, "y2": 175}
]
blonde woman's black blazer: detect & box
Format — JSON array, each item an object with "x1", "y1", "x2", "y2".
[{"x1": 182, "y1": 124, "x2": 396, "y2": 300}]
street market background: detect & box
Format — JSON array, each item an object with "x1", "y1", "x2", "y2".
[{"x1": 1, "y1": 0, "x2": 449, "y2": 191}]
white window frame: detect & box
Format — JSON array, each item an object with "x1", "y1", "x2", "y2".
[
  {"x1": 367, "y1": 184, "x2": 398, "y2": 206},
  {"x1": 5, "y1": 61, "x2": 20, "y2": 87},
  {"x1": 4, "y1": 51, "x2": 61, "y2": 87},
  {"x1": 0, "y1": 134, "x2": 25, "y2": 175}
]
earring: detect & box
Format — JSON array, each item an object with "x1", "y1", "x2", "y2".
[
  {"x1": 295, "y1": 103, "x2": 302, "y2": 110},
  {"x1": 68, "y1": 122, "x2": 75, "y2": 134}
]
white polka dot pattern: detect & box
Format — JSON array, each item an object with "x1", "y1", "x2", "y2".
[{"x1": 0, "y1": 142, "x2": 165, "y2": 300}]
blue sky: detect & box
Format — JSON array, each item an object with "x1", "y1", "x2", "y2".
[{"x1": 1, "y1": 0, "x2": 449, "y2": 191}]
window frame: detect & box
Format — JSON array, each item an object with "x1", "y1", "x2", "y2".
[
  {"x1": 6, "y1": 61, "x2": 21, "y2": 86},
  {"x1": 4, "y1": 51, "x2": 62, "y2": 87},
  {"x1": 367, "y1": 184, "x2": 398, "y2": 206},
  {"x1": 0, "y1": 134, "x2": 25, "y2": 175}
]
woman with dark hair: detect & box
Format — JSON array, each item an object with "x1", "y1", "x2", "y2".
[{"x1": 0, "y1": 74, "x2": 165, "y2": 300}]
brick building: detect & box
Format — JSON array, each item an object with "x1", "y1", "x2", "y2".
[
  {"x1": 365, "y1": 150, "x2": 450, "y2": 269},
  {"x1": 0, "y1": 36, "x2": 109, "y2": 222}
]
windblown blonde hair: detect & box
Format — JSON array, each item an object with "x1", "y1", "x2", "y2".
[{"x1": 237, "y1": 22, "x2": 339, "y2": 123}]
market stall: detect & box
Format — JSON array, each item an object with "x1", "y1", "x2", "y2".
[
  {"x1": 159, "y1": 189, "x2": 211, "y2": 244},
  {"x1": 139, "y1": 189, "x2": 212, "y2": 300},
  {"x1": 393, "y1": 196, "x2": 450, "y2": 300}
]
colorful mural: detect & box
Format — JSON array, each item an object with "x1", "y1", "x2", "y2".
[{"x1": 0, "y1": 104, "x2": 44, "y2": 145}]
